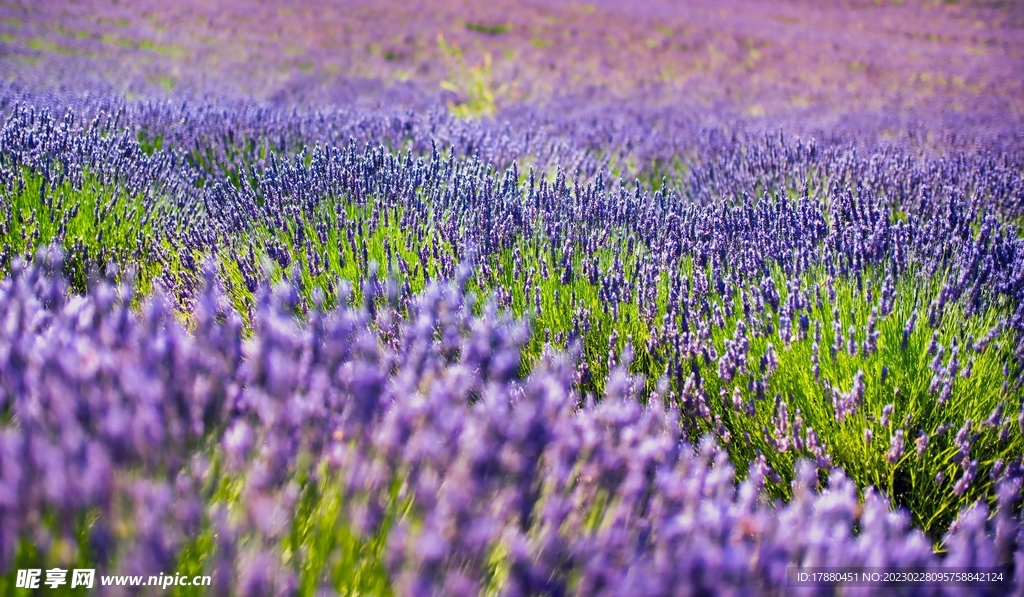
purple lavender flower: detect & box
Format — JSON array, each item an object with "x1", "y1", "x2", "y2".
[
  {"x1": 881, "y1": 404, "x2": 894, "y2": 428},
  {"x1": 886, "y1": 429, "x2": 905, "y2": 464},
  {"x1": 953, "y1": 461, "x2": 978, "y2": 497},
  {"x1": 915, "y1": 431, "x2": 929, "y2": 458}
]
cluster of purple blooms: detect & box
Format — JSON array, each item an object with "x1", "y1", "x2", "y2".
[
  {"x1": 0, "y1": 78, "x2": 1022, "y2": 515},
  {"x1": 0, "y1": 250, "x2": 1021, "y2": 595}
]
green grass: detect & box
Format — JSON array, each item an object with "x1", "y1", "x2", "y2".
[{"x1": 0, "y1": 169, "x2": 167, "y2": 296}]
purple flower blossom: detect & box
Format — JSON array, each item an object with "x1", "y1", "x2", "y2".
[
  {"x1": 886, "y1": 429, "x2": 905, "y2": 464},
  {"x1": 915, "y1": 431, "x2": 930, "y2": 458},
  {"x1": 881, "y1": 404, "x2": 894, "y2": 428}
]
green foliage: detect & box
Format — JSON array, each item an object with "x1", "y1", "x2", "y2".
[
  {"x1": 695, "y1": 266, "x2": 1021, "y2": 537},
  {"x1": 437, "y1": 34, "x2": 504, "y2": 118},
  {"x1": 0, "y1": 170, "x2": 165, "y2": 296},
  {"x1": 287, "y1": 461, "x2": 401, "y2": 595},
  {"x1": 465, "y1": 22, "x2": 512, "y2": 36}
]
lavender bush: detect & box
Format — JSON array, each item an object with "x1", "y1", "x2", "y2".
[{"x1": 0, "y1": 251, "x2": 1020, "y2": 596}]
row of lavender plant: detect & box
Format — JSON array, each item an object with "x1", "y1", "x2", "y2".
[
  {"x1": 0, "y1": 250, "x2": 1020, "y2": 595},
  {"x1": 205, "y1": 132, "x2": 1024, "y2": 536},
  {"x1": 2, "y1": 88, "x2": 1023, "y2": 539},
  {"x1": 1, "y1": 82, "x2": 1020, "y2": 194},
  {"x1": 2, "y1": 0, "x2": 1022, "y2": 129}
]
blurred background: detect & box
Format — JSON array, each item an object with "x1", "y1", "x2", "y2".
[{"x1": 0, "y1": 0, "x2": 1021, "y2": 129}]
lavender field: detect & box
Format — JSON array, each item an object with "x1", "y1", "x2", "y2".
[{"x1": 0, "y1": 0, "x2": 1023, "y2": 595}]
